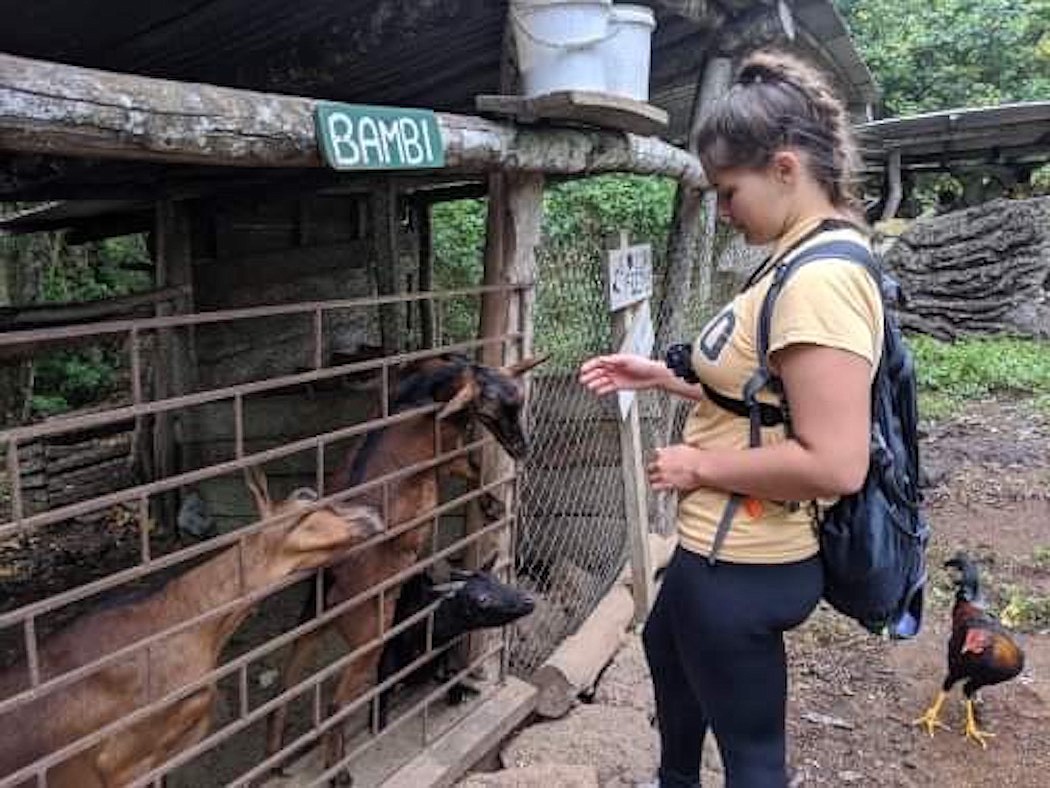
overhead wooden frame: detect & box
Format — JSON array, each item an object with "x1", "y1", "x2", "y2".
[{"x1": 0, "y1": 53, "x2": 707, "y2": 191}]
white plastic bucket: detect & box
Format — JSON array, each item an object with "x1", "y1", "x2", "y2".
[
  {"x1": 511, "y1": 0, "x2": 612, "y2": 98},
  {"x1": 600, "y1": 4, "x2": 656, "y2": 101}
]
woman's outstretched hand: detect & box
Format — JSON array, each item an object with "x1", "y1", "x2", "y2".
[{"x1": 578, "y1": 354, "x2": 671, "y2": 396}]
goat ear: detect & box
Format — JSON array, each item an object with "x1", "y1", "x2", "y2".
[
  {"x1": 286, "y1": 506, "x2": 383, "y2": 565},
  {"x1": 245, "y1": 466, "x2": 272, "y2": 517},
  {"x1": 502, "y1": 355, "x2": 548, "y2": 377},
  {"x1": 438, "y1": 379, "x2": 478, "y2": 419}
]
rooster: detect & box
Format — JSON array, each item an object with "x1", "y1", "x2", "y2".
[{"x1": 913, "y1": 554, "x2": 1025, "y2": 747}]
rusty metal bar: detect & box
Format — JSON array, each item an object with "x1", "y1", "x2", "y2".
[
  {"x1": 309, "y1": 641, "x2": 505, "y2": 788},
  {"x1": 0, "y1": 396, "x2": 460, "y2": 537},
  {"x1": 122, "y1": 517, "x2": 513, "y2": 788},
  {"x1": 0, "y1": 284, "x2": 528, "y2": 353},
  {"x1": 239, "y1": 663, "x2": 250, "y2": 720},
  {"x1": 5, "y1": 439, "x2": 23, "y2": 533},
  {"x1": 24, "y1": 617, "x2": 40, "y2": 688},
  {"x1": 315, "y1": 441, "x2": 325, "y2": 493},
  {"x1": 129, "y1": 327, "x2": 143, "y2": 404},
  {"x1": 312, "y1": 307, "x2": 324, "y2": 370},
  {"x1": 138, "y1": 496, "x2": 151, "y2": 564},
  {"x1": 233, "y1": 393, "x2": 245, "y2": 459},
  {"x1": 0, "y1": 475, "x2": 512, "y2": 718},
  {"x1": 0, "y1": 435, "x2": 496, "y2": 675},
  {"x1": 381, "y1": 364, "x2": 390, "y2": 419},
  {"x1": 312, "y1": 681, "x2": 323, "y2": 728},
  {"x1": 0, "y1": 512, "x2": 513, "y2": 788},
  {"x1": 0, "y1": 335, "x2": 520, "y2": 446}
]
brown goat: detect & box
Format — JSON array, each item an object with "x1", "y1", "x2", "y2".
[
  {"x1": 0, "y1": 470, "x2": 383, "y2": 788},
  {"x1": 264, "y1": 353, "x2": 543, "y2": 782}
]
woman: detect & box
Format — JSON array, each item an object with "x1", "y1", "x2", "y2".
[{"x1": 579, "y1": 51, "x2": 883, "y2": 787}]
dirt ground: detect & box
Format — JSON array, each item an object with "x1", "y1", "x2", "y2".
[{"x1": 462, "y1": 395, "x2": 1050, "y2": 787}]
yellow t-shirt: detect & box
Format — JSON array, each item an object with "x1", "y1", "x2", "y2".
[{"x1": 677, "y1": 222, "x2": 884, "y2": 564}]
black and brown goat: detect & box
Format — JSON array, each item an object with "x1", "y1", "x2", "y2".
[
  {"x1": 376, "y1": 560, "x2": 535, "y2": 730},
  {"x1": 263, "y1": 353, "x2": 543, "y2": 781}
]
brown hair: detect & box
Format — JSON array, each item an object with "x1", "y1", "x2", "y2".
[{"x1": 697, "y1": 50, "x2": 861, "y2": 210}]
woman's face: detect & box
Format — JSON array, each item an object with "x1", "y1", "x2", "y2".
[{"x1": 711, "y1": 165, "x2": 790, "y2": 246}]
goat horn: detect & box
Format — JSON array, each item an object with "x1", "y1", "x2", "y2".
[
  {"x1": 501, "y1": 355, "x2": 548, "y2": 377},
  {"x1": 245, "y1": 466, "x2": 271, "y2": 514},
  {"x1": 438, "y1": 380, "x2": 477, "y2": 419}
]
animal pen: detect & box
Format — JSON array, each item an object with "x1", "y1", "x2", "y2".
[{"x1": 0, "y1": 2, "x2": 876, "y2": 785}]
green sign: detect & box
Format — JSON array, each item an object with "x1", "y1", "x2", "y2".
[{"x1": 315, "y1": 102, "x2": 444, "y2": 170}]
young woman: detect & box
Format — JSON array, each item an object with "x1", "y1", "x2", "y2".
[{"x1": 579, "y1": 51, "x2": 883, "y2": 787}]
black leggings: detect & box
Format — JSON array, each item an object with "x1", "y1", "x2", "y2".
[{"x1": 642, "y1": 547, "x2": 823, "y2": 788}]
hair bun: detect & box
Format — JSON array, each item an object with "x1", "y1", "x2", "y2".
[{"x1": 736, "y1": 60, "x2": 784, "y2": 87}]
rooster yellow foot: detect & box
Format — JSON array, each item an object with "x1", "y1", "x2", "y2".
[
  {"x1": 963, "y1": 699, "x2": 995, "y2": 748},
  {"x1": 913, "y1": 691, "x2": 950, "y2": 736}
]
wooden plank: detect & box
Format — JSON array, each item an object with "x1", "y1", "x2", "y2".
[
  {"x1": 476, "y1": 91, "x2": 669, "y2": 137},
  {"x1": 0, "y1": 286, "x2": 187, "y2": 331},
  {"x1": 0, "y1": 53, "x2": 705, "y2": 189},
  {"x1": 382, "y1": 676, "x2": 537, "y2": 788}
]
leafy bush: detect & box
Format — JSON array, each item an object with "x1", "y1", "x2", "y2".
[{"x1": 23, "y1": 233, "x2": 151, "y2": 417}]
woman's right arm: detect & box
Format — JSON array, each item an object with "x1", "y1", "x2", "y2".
[{"x1": 578, "y1": 354, "x2": 706, "y2": 401}]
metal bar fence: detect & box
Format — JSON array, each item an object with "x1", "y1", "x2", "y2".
[{"x1": 0, "y1": 283, "x2": 529, "y2": 787}]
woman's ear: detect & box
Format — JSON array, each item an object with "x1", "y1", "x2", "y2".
[{"x1": 771, "y1": 150, "x2": 801, "y2": 185}]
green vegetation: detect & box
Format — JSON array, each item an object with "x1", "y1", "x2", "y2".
[
  {"x1": 838, "y1": 0, "x2": 1050, "y2": 115},
  {"x1": 1033, "y1": 546, "x2": 1050, "y2": 568},
  {"x1": 432, "y1": 175, "x2": 678, "y2": 369},
  {"x1": 911, "y1": 336, "x2": 1050, "y2": 421},
  {"x1": 1, "y1": 230, "x2": 152, "y2": 419},
  {"x1": 999, "y1": 588, "x2": 1050, "y2": 631}
]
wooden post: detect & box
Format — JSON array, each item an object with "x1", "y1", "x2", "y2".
[
  {"x1": 880, "y1": 149, "x2": 903, "y2": 221},
  {"x1": 468, "y1": 170, "x2": 544, "y2": 680},
  {"x1": 417, "y1": 200, "x2": 435, "y2": 348},
  {"x1": 152, "y1": 199, "x2": 195, "y2": 529},
  {"x1": 370, "y1": 178, "x2": 403, "y2": 354},
  {"x1": 608, "y1": 231, "x2": 654, "y2": 624}
]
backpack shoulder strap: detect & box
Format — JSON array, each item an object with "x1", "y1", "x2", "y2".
[{"x1": 756, "y1": 240, "x2": 879, "y2": 364}]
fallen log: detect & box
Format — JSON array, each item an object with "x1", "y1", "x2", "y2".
[{"x1": 530, "y1": 532, "x2": 676, "y2": 719}]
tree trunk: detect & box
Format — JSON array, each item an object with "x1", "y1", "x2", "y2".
[{"x1": 883, "y1": 197, "x2": 1050, "y2": 339}]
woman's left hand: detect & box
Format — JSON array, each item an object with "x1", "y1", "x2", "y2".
[{"x1": 647, "y1": 445, "x2": 706, "y2": 492}]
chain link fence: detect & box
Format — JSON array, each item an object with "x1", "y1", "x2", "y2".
[{"x1": 506, "y1": 211, "x2": 760, "y2": 674}]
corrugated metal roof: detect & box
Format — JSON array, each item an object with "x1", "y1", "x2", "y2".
[{"x1": 858, "y1": 101, "x2": 1050, "y2": 169}]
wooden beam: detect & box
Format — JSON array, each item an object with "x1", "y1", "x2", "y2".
[
  {"x1": 0, "y1": 285, "x2": 186, "y2": 331},
  {"x1": 0, "y1": 53, "x2": 706, "y2": 189}
]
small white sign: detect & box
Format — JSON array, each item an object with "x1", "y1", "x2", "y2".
[
  {"x1": 607, "y1": 243, "x2": 653, "y2": 312},
  {"x1": 617, "y1": 301, "x2": 655, "y2": 420}
]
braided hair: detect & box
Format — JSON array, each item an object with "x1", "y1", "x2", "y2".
[{"x1": 696, "y1": 50, "x2": 861, "y2": 211}]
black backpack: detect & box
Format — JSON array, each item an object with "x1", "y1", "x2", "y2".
[{"x1": 704, "y1": 238, "x2": 930, "y2": 639}]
